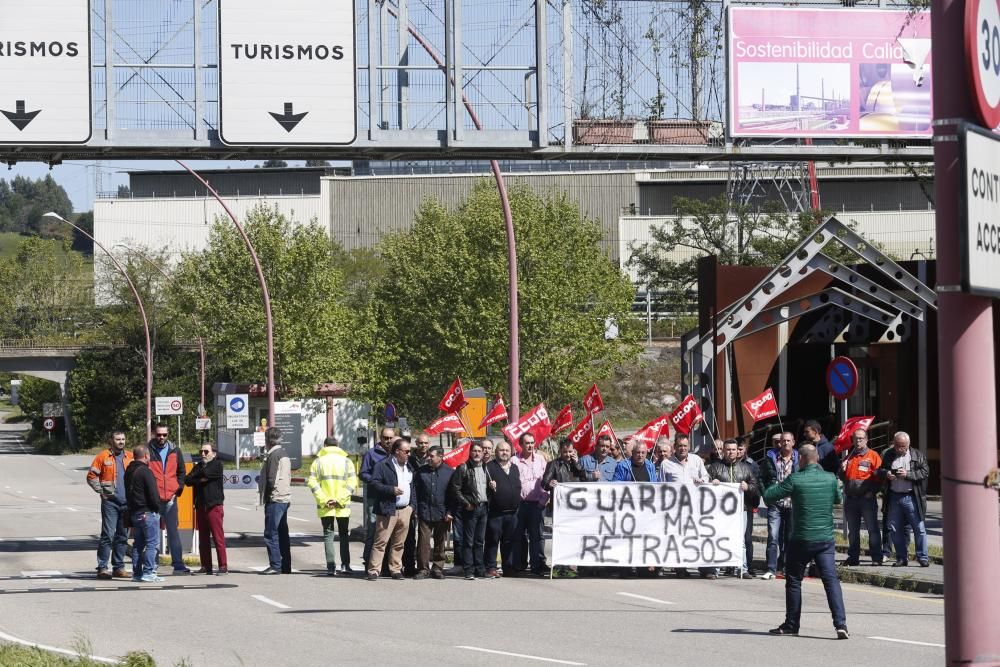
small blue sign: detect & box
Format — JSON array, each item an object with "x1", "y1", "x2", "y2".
[
  {"x1": 385, "y1": 402, "x2": 397, "y2": 422},
  {"x1": 826, "y1": 356, "x2": 859, "y2": 400},
  {"x1": 229, "y1": 397, "x2": 246, "y2": 412}
]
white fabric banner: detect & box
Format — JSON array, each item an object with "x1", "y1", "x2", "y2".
[{"x1": 552, "y1": 482, "x2": 744, "y2": 568}]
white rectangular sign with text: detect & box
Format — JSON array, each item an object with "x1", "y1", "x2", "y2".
[{"x1": 552, "y1": 482, "x2": 744, "y2": 568}]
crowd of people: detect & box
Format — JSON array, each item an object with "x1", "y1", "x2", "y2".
[{"x1": 85, "y1": 420, "x2": 930, "y2": 600}]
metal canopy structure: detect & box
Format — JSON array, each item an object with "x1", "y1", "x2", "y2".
[
  {"x1": 680, "y1": 215, "x2": 939, "y2": 434},
  {"x1": 0, "y1": 0, "x2": 934, "y2": 163}
]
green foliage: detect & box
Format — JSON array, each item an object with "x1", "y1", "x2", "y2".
[
  {"x1": 260, "y1": 159, "x2": 288, "y2": 168},
  {"x1": 304, "y1": 159, "x2": 331, "y2": 167},
  {"x1": 71, "y1": 211, "x2": 94, "y2": 255},
  {"x1": 372, "y1": 181, "x2": 640, "y2": 422},
  {"x1": 14, "y1": 375, "x2": 60, "y2": 420},
  {"x1": 0, "y1": 174, "x2": 73, "y2": 238},
  {"x1": 169, "y1": 204, "x2": 376, "y2": 398}
]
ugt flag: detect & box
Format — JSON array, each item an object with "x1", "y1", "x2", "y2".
[
  {"x1": 583, "y1": 383, "x2": 605, "y2": 415},
  {"x1": 438, "y1": 377, "x2": 468, "y2": 414},
  {"x1": 425, "y1": 413, "x2": 465, "y2": 436},
  {"x1": 502, "y1": 403, "x2": 552, "y2": 454},
  {"x1": 478, "y1": 395, "x2": 508, "y2": 431},
  {"x1": 551, "y1": 404, "x2": 574, "y2": 435},
  {"x1": 669, "y1": 395, "x2": 705, "y2": 435},
  {"x1": 567, "y1": 415, "x2": 596, "y2": 457},
  {"x1": 833, "y1": 415, "x2": 875, "y2": 454},
  {"x1": 743, "y1": 388, "x2": 779, "y2": 423},
  {"x1": 632, "y1": 414, "x2": 670, "y2": 445}
]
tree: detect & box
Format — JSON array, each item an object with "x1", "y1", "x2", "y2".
[
  {"x1": 305, "y1": 160, "x2": 331, "y2": 167},
  {"x1": 168, "y1": 205, "x2": 376, "y2": 398},
  {"x1": 0, "y1": 175, "x2": 73, "y2": 238},
  {"x1": 260, "y1": 159, "x2": 288, "y2": 169},
  {"x1": 371, "y1": 181, "x2": 640, "y2": 422},
  {"x1": 71, "y1": 211, "x2": 94, "y2": 255}
]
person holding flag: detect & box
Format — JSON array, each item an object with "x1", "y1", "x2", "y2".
[{"x1": 448, "y1": 441, "x2": 490, "y2": 580}]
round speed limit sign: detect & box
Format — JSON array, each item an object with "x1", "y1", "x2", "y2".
[
  {"x1": 42, "y1": 418, "x2": 55, "y2": 431},
  {"x1": 968, "y1": 0, "x2": 1000, "y2": 128}
]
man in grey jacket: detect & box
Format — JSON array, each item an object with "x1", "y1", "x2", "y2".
[{"x1": 259, "y1": 427, "x2": 292, "y2": 574}]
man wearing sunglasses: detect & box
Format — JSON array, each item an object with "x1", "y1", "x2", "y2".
[
  {"x1": 148, "y1": 423, "x2": 189, "y2": 574},
  {"x1": 186, "y1": 443, "x2": 227, "y2": 575},
  {"x1": 360, "y1": 427, "x2": 394, "y2": 572}
]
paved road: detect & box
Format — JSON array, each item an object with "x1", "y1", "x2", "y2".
[{"x1": 0, "y1": 430, "x2": 945, "y2": 666}]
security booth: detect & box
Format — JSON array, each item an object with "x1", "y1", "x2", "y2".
[{"x1": 680, "y1": 216, "x2": 1000, "y2": 493}]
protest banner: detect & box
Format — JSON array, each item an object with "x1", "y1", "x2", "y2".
[{"x1": 552, "y1": 482, "x2": 743, "y2": 568}]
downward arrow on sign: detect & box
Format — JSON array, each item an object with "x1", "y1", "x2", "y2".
[
  {"x1": 1, "y1": 100, "x2": 41, "y2": 131},
  {"x1": 269, "y1": 103, "x2": 308, "y2": 132}
]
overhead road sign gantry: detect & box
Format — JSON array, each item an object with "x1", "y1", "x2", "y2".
[
  {"x1": 0, "y1": 0, "x2": 90, "y2": 144},
  {"x1": 218, "y1": 0, "x2": 356, "y2": 146}
]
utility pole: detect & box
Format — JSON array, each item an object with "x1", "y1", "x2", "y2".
[{"x1": 930, "y1": 0, "x2": 1000, "y2": 662}]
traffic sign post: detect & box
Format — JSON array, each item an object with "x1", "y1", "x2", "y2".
[
  {"x1": 226, "y1": 394, "x2": 250, "y2": 470},
  {"x1": 217, "y1": 0, "x2": 357, "y2": 145},
  {"x1": 0, "y1": 0, "x2": 91, "y2": 144}
]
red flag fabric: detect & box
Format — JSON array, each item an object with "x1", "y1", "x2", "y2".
[
  {"x1": 425, "y1": 413, "x2": 465, "y2": 436},
  {"x1": 669, "y1": 394, "x2": 705, "y2": 435},
  {"x1": 632, "y1": 414, "x2": 671, "y2": 446},
  {"x1": 583, "y1": 383, "x2": 605, "y2": 415},
  {"x1": 567, "y1": 415, "x2": 596, "y2": 457},
  {"x1": 743, "y1": 387, "x2": 779, "y2": 423},
  {"x1": 551, "y1": 404, "x2": 574, "y2": 435},
  {"x1": 502, "y1": 403, "x2": 552, "y2": 455},
  {"x1": 437, "y1": 377, "x2": 468, "y2": 414},
  {"x1": 833, "y1": 416, "x2": 876, "y2": 454},
  {"x1": 596, "y1": 420, "x2": 619, "y2": 448},
  {"x1": 477, "y1": 395, "x2": 509, "y2": 431},
  {"x1": 443, "y1": 440, "x2": 472, "y2": 468}
]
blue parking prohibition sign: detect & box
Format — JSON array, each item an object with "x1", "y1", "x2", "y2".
[{"x1": 825, "y1": 356, "x2": 859, "y2": 400}]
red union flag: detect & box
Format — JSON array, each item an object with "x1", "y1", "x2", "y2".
[
  {"x1": 567, "y1": 415, "x2": 596, "y2": 457},
  {"x1": 583, "y1": 383, "x2": 605, "y2": 415},
  {"x1": 632, "y1": 413, "x2": 671, "y2": 445},
  {"x1": 443, "y1": 439, "x2": 472, "y2": 468},
  {"x1": 438, "y1": 377, "x2": 468, "y2": 414},
  {"x1": 477, "y1": 395, "x2": 509, "y2": 431},
  {"x1": 833, "y1": 415, "x2": 875, "y2": 454},
  {"x1": 425, "y1": 413, "x2": 465, "y2": 436},
  {"x1": 502, "y1": 403, "x2": 552, "y2": 454},
  {"x1": 596, "y1": 420, "x2": 619, "y2": 448},
  {"x1": 743, "y1": 387, "x2": 779, "y2": 423},
  {"x1": 669, "y1": 395, "x2": 705, "y2": 435},
  {"x1": 551, "y1": 404, "x2": 574, "y2": 435}
]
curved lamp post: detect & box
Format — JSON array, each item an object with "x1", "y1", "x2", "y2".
[
  {"x1": 113, "y1": 244, "x2": 207, "y2": 416},
  {"x1": 174, "y1": 161, "x2": 276, "y2": 421},
  {"x1": 43, "y1": 212, "x2": 153, "y2": 440}
]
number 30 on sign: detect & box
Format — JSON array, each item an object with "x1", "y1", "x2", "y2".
[{"x1": 968, "y1": 0, "x2": 1000, "y2": 128}]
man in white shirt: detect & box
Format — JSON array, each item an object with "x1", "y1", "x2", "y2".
[
  {"x1": 661, "y1": 435, "x2": 709, "y2": 484},
  {"x1": 367, "y1": 439, "x2": 416, "y2": 581}
]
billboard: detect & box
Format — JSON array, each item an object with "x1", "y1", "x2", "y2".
[{"x1": 728, "y1": 7, "x2": 932, "y2": 138}]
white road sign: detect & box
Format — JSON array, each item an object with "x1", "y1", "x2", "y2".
[
  {"x1": 155, "y1": 396, "x2": 184, "y2": 416},
  {"x1": 226, "y1": 393, "x2": 250, "y2": 430},
  {"x1": 0, "y1": 0, "x2": 91, "y2": 144},
  {"x1": 42, "y1": 417, "x2": 55, "y2": 431},
  {"x1": 961, "y1": 124, "x2": 1000, "y2": 298},
  {"x1": 195, "y1": 417, "x2": 212, "y2": 431},
  {"x1": 217, "y1": 0, "x2": 356, "y2": 145}
]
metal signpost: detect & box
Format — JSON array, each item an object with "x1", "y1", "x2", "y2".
[
  {"x1": 217, "y1": 0, "x2": 356, "y2": 146},
  {"x1": 0, "y1": 0, "x2": 90, "y2": 145}
]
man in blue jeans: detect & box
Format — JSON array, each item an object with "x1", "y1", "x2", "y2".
[
  {"x1": 879, "y1": 431, "x2": 930, "y2": 567},
  {"x1": 259, "y1": 427, "x2": 292, "y2": 574},
  {"x1": 124, "y1": 445, "x2": 163, "y2": 583},
  {"x1": 86, "y1": 431, "x2": 133, "y2": 580},
  {"x1": 763, "y1": 444, "x2": 849, "y2": 640},
  {"x1": 759, "y1": 432, "x2": 797, "y2": 579}
]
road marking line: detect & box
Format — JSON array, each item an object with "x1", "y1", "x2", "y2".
[
  {"x1": 616, "y1": 592, "x2": 675, "y2": 605},
  {"x1": 46, "y1": 500, "x2": 55, "y2": 504},
  {"x1": 59, "y1": 462, "x2": 65, "y2": 466},
  {"x1": 251, "y1": 594, "x2": 290, "y2": 610},
  {"x1": 21, "y1": 571, "x2": 63, "y2": 578},
  {"x1": 30, "y1": 496, "x2": 37, "y2": 499},
  {"x1": 456, "y1": 646, "x2": 585, "y2": 665},
  {"x1": 234, "y1": 505, "x2": 251, "y2": 511},
  {"x1": 34, "y1": 537, "x2": 66, "y2": 542},
  {"x1": 66, "y1": 507, "x2": 79, "y2": 512},
  {"x1": 869, "y1": 636, "x2": 945, "y2": 648},
  {"x1": 0, "y1": 629, "x2": 116, "y2": 664},
  {"x1": 288, "y1": 516, "x2": 309, "y2": 522}
]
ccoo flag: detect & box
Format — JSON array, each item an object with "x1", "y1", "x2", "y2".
[
  {"x1": 567, "y1": 415, "x2": 596, "y2": 457},
  {"x1": 425, "y1": 413, "x2": 465, "y2": 436},
  {"x1": 438, "y1": 377, "x2": 468, "y2": 414},
  {"x1": 743, "y1": 387, "x2": 779, "y2": 423},
  {"x1": 832, "y1": 415, "x2": 875, "y2": 454},
  {"x1": 551, "y1": 404, "x2": 574, "y2": 435},
  {"x1": 632, "y1": 413, "x2": 671, "y2": 445},
  {"x1": 478, "y1": 395, "x2": 509, "y2": 431},
  {"x1": 669, "y1": 395, "x2": 705, "y2": 435},
  {"x1": 583, "y1": 383, "x2": 605, "y2": 415},
  {"x1": 596, "y1": 420, "x2": 619, "y2": 448},
  {"x1": 502, "y1": 403, "x2": 552, "y2": 454}
]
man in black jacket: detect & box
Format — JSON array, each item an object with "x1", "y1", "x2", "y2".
[
  {"x1": 708, "y1": 439, "x2": 761, "y2": 578},
  {"x1": 485, "y1": 441, "x2": 521, "y2": 578},
  {"x1": 125, "y1": 445, "x2": 163, "y2": 583},
  {"x1": 414, "y1": 446, "x2": 453, "y2": 579},
  {"x1": 187, "y1": 443, "x2": 227, "y2": 575},
  {"x1": 542, "y1": 440, "x2": 588, "y2": 489},
  {"x1": 448, "y1": 440, "x2": 489, "y2": 580},
  {"x1": 878, "y1": 431, "x2": 930, "y2": 567}
]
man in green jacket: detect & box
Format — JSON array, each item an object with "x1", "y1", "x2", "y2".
[{"x1": 763, "y1": 444, "x2": 849, "y2": 640}]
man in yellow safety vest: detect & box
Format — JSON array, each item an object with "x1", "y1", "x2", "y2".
[{"x1": 307, "y1": 436, "x2": 358, "y2": 576}]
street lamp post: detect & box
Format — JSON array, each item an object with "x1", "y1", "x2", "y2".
[
  {"x1": 43, "y1": 212, "x2": 153, "y2": 440},
  {"x1": 174, "y1": 161, "x2": 276, "y2": 421}
]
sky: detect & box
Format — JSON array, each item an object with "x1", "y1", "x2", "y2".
[{"x1": 2, "y1": 159, "x2": 326, "y2": 214}]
